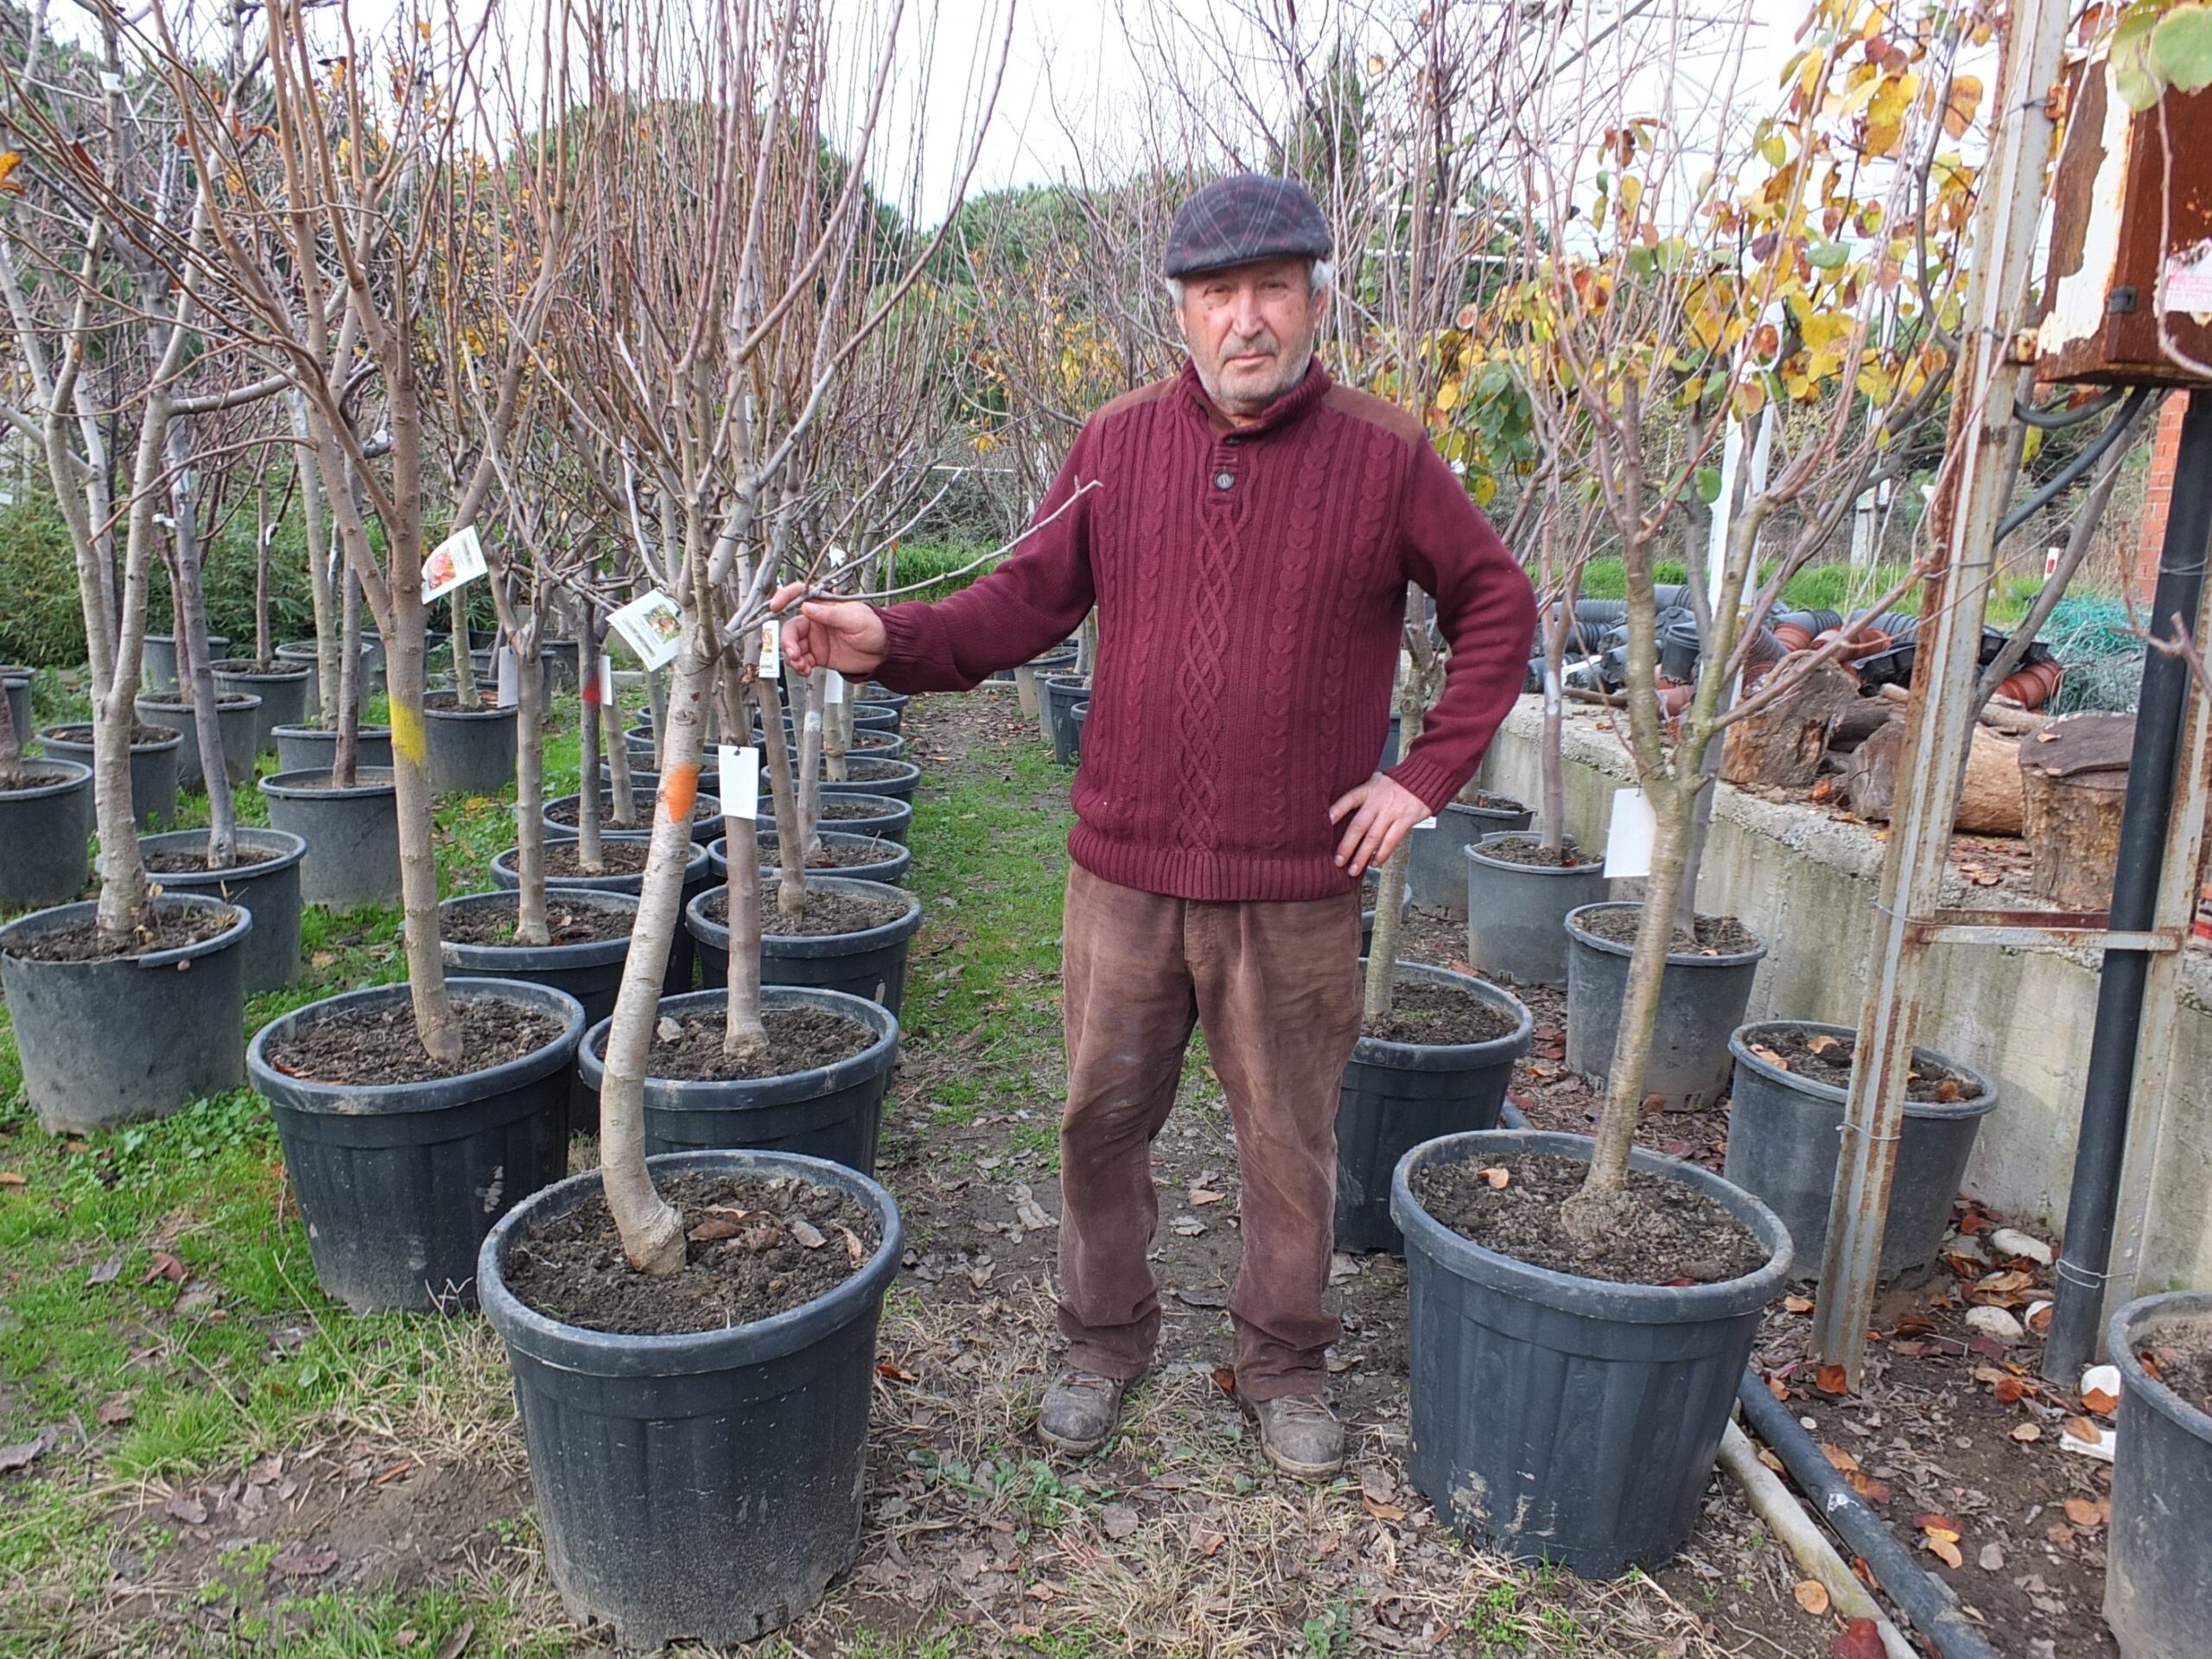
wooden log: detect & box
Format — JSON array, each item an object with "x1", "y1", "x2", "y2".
[
  {"x1": 2019, "y1": 714, "x2": 2133, "y2": 910},
  {"x1": 1721, "y1": 656, "x2": 1860, "y2": 788},
  {"x1": 1845, "y1": 717, "x2": 2024, "y2": 834}
]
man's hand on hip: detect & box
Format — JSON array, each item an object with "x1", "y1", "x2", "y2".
[
  {"x1": 1329, "y1": 774, "x2": 1433, "y2": 879},
  {"x1": 770, "y1": 581, "x2": 888, "y2": 678}
]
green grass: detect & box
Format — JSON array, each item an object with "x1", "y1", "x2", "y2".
[{"x1": 1573, "y1": 556, "x2": 2048, "y2": 625}]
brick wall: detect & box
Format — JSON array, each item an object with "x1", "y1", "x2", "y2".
[{"x1": 2130, "y1": 393, "x2": 2187, "y2": 607}]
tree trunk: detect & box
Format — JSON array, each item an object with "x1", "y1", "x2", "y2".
[
  {"x1": 578, "y1": 622, "x2": 607, "y2": 874},
  {"x1": 0, "y1": 663, "x2": 20, "y2": 791},
  {"x1": 449, "y1": 584, "x2": 479, "y2": 708},
  {"x1": 383, "y1": 602, "x2": 463, "y2": 1065},
  {"x1": 795, "y1": 667, "x2": 823, "y2": 861},
  {"x1": 334, "y1": 563, "x2": 361, "y2": 787},
  {"x1": 1361, "y1": 668, "x2": 1427, "y2": 1020},
  {"x1": 291, "y1": 396, "x2": 340, "y2": 718},
  {"x1": 167, "y1": 425, "x2": 236, "y2": 869},
  {"x1": 511, "y1": 612, "x2": 550, "y2": 947},
  {"x1": 596, "y1": 639, "x2": 707, "y2": 1277},
  {"x1": 720, "y1": 679, "x2": 771, "y2": 1059},
  {"x1": 823, "y1": 671, "x2": 849, "y2": 786},
  {"x1": 254, "y1": 479, "x2": 273, "y2": 666},
  {"x1": 646, "y1": 665, "x2": 668, "y2": 775},
  {"x1": 1541, "y1": 641, "x2": 1567, "y2": 855},
  {"x1": 757, "y1": 670, "x2": 808, "y2": 917}
]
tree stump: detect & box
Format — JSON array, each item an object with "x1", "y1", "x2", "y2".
[
  {"x1": 2019, "y1": 713, "x2": 2134, "y2": 911},
  {"x1": 1843, "y1": 717, "x2": 2024, "y2": 834},
  {"x1": 1721, "y1": 656, "x2": 1861, "y2": 789}
]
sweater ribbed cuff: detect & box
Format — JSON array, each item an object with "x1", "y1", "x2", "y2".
[{"x1": 1385, "y1": 749, "x2": 1468, "y2": 816}]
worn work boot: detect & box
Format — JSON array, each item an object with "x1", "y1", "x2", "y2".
[
  {"x1": 1038, "y1": 1369, "x2": 1128, "y2": 1457},
  {"x1": 1251, "y1": 1392, "x2": 1344, "y2": 1480}
]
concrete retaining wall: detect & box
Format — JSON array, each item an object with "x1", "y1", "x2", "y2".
[{"x1": 1475, "y1": 696, "x2": 2212, "y2": 1300}]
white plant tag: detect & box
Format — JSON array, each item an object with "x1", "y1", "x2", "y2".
[
  {"x1": 717, "y1": 745, "x2": 760, "y2": 819},
  {"x1": 824, "y1": 669, "x2": 845, "y2": 705},
  {"x1": 1414, "y1": 817, "x2": 1437, "y2": 831},
  {"x1": 263, "y1": 523, "x2": 279, "y2": 545},
  {"x1": 1604, "y1": 787, "x2": 1656, "y2": 879},
  {"x1": 758, "y1": 613, "x2": 782, "y2": 679},
  {"x1": 587, "y1": 656, "x2": 614, "y2": 708},
  {"x1": 421, "y1": 524, "x2": 486, "y2": 603},
  {"x1": 607, "y1": 590, "x2": 683, "y2": 671},
  {"x1": 99, "y1": 70, "x2": 124, "y2": 93},
  {"x1": 494, "y1": 646, "x2": 518, "y2": 708}
]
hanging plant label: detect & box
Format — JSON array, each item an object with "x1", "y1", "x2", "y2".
[
  {"x1": 1604, "y1": 788, "x2": 1657, "y2": 879},
  {"x1": 717, "y1": 745, "x2": 760, "y2": 819},
  {"x1": 607, "y1": 591, "x2": 683, "y2": 671},
  {"x1": 494, "y1": 646, "x2": 518, "y2": 708},
  {"x1": 420, "y1": 524, "x2": 486, "y2": 604},
  {"x1": 758, "y1": 613, "x2": 782, "y2": 680},
  {"x1": 824, "y1": 669, "x2": 845, "y2": 705}
]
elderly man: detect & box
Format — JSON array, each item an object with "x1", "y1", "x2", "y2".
[{"x1": 778, "y1": 174, "x2": 1535, "y2": 1479}]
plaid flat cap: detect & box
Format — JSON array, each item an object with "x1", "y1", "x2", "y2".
[{"x1": 1163, "y1": 174, "x2": 1332, "y2": 279}]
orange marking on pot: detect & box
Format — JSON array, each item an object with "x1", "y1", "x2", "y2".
[{"x1": 659, "y1": 761, "x2": 698, "y2": 825}]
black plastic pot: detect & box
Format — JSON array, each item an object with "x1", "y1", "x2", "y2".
[
  {"x1": 250, "y1": 977, "x2": 586, "y2": 1312},
  {"x1": 1408, "y1": 798, "x2": 1533, "y2": 917},
  {"x1": 212, "y1": 661, "x2": 312, "y2": 752},
  {"x1": 1564, "y1": 903, "x2": 1767, "y2": 1110},
  {"x1": 1379, "y1": 713, "x2": 1401, "y2": 771},
  {"x1": 493, "y1": 832, "x2": 709, "y2": 998},
  {"x1": 439, "y1": 890, "x2": 642, "y2": 1025},
  {"x1": 0, "y1": 760, "x2": 92, "y2": 910},
  {"x1": 861, "y1": 683, "x2": 910, "y2": 712},
  {"x1": 1390, "y1": 1128, "x2": 1792, "y2": 1576},
  {"x1": 143, "y1": 632, "x2": 229, "y2": 696},
  {"x1": 1041, "y1": 674, "x2": 1089, "y2": 766},
  {"x1": 478, "y1": 1147, "x2": 901, "y2": 1648},
  {"x1": 277, "y1": 636, "x2": 385, "y2": 695},
  {"x1": 539, "y1": 636, "x2": 580, "y2": 691},
  {"x1": 1071, "y1": 702, "x2": 1090, "y2": 764},
  {"x1": 814, "y1": 791, "x2": 912, "y2": 847},
  {"x1": 137, "y1": 828, "x2": 306, "y2": 994},
  {"x1": 852, "y1": 701, "x2": 900, "y2": 734},
  {"x1": 0, "y1": 893, "x2": 251, "y2": 1133},
  {"x1": 709, "y1": 830, "x2": 912, "y2": 888},
  {"x1": 5, "y1": 669, "x2": 29, "y2": 751},
  {"x1": 36, "y1": 724, "x2": 181, "y2": 830},
  {"x1": 818, "y1": 759, "x2": 919, "y2": 804},
  {"x1": 1337, "y1": 963, "x2": 1532, "y2": 1254},
  {"x1": 423, "y1": 697, "x2": 518, "y2": 796},
  {"x1": 686, "y1": 876, "x2": 923, "y2": 1018},
  {"x1": 259, "y1": 767, "x2": 401, "y2": 908},
  {"x1": 135, "y1": 693, "x2": 261, "y2": 791},
  {"x1": 274, "y1": 723, "x2": 394, "y2": 774},
  {"x1": 575, "y1": 986, "x2": 899, "y2": 1167},
  {"x1": 796, "y1": 731, "x2": 909, "y2": 766},
  {"x1": 1724, "y1": 1021, "x2": 1998, "y2": 1279},
  {"x1": 546, "y1": 788, "x2": 721, "y2": 848},
  {"x1": 1465, "y1": 835, "x2": 1611, "y2": 987},
  {"x1": 2107, "y1": 1290, "x2": 2212, "y2": 1659}
]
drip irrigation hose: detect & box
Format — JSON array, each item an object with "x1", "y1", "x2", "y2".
[
  {"x1": 2013, "y1": 386, "x2": 2123, "y2": 429},
  {"x1": 1736, "y1": 1375, "x2": 2001, "y2": 1659},
  {"x1": 1994, "y1": 386, "x2": 2154, "y2": 546},
  {"x1": 2044, "y1": 388, "x2": 2212, "y2": 1383}
]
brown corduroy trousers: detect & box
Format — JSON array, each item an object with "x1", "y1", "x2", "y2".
[{"x1": 1056, "y1": 863, "x2": 1363, "y2": 1401}]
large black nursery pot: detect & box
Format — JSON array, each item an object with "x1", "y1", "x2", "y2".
[
  {"x1": 817, "y1": 758, "x2": 919, "y2": 804},
  {"x1": 1408, "y1": 798, "x2": 1532, "y2": 918},
  {"x1": 274, "y1": 722, "x2": 395, "y2": 774},
  {"x1": 810, "y1": 791, "x2": 912, "y2": 847},
  {"x1": 439, "y1": 889, "x2": 642, "y2": 1026},
  {"x1": 576, "y1": 987, "x2": 899, "y2": 1168},
  {"x1": 137, "y1": 829, "x2": 306, "y2": 994},
  {"x1": 1724, "y1": 1020, "x2": 1998, "y2": 1279},
  {"x1": 0, "y1": 759, "x2": 92, "y2": 911},
  {"x1": 423, "y1": 696, "x2": 518, "y2": 795},
  {"x1": 250, "y1": 977, "x2": 586, "y2": 1313},
  {"x1": 143, "y1": 632, "x2": 229, "y2": 696},
  {"x1": 0, "y1": 893, "x2": 251, "y2": 1134},
  {"x1": 1337, "y1": 963, "x2": 1532, "y2": 1254},
  {"x1": 548, "y1": 787, "x2": 722, "y2": 848},
  {"x1": 1564, "y1": 903, "x2": 1766, "y2": 1110},
  {"x1": 260, "y1": 767, "x2": 402, "y2": 909},
  {"x1": 709, "y1": 830, "x2": 912, "y2": 888},
  {"x1": 478, "y1": 1147, "x2": 902, "y2": 1649},
  {"x1": 1070, "y1": 701, "x2": 1089, "y2": 764},
  {"x1": 1390, "y1": 1128, "x2": 1792, "y2": 1576},
  {"x1": 1465, "y1": 834, "x2": 1611, "y2": 987},
  {"x1": 686, "y1": 876, "x2": 923, "y2": 1018},
  {"x1": 135, "y1": 691, "x2": 261, "y2": 790},
  {"x1": 277, "y1": 635, "x2": 384, "y2": 697},
  {"x1": 4, "y1": 666, "x2": 30, "y2": 749},
  {"x1": 499, "y1": 831, "x2": 710, "y2": 998},
  {"x1": 852, "y1": 701, "x2": 900, "y2": 734},
  {"x1": 212, "y1": 660, "x2": 312, "y2": 752},
  {"x1": 2106, "y1": 1291, "x2": 2212, "y2": 1659},
  {"x1": 1040, "y1": 674, "x2": 1088, "y2": 766},
  {"x1": 37, "y1": 723, "x2": 181, "y2": 830}
]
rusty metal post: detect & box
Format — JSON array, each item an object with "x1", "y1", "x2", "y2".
[{"x1": 1808, "y1": 0, "x2": 2074, "y2": 1380}]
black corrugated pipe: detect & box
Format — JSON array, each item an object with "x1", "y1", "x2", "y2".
[
  {"x1": 1743, "y1": 627, "x2": 1786, "y2": 667},
  {"x1": 1653, "y1": 582, "x2": 1692, "y2": 609},
  {"x1": 1570, "y1": 598, "x2": 1629, "y2": 626},
  {"x1": 2044, "y1": 389, "x2": 2212, "y2": 1383},
  {"x1": 1737, "y1": 1376, "x2": 2000, "y2": 1659}
]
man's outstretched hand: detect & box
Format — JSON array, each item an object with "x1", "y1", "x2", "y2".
[
  {"x1": 1330, "y1": 774, "x2": 1433, "y2": 879},
  {"x1": 771, "y1": 580, "x2": 888, "y2": 678}
]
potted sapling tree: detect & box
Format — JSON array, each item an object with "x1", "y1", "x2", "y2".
[{"x1": 207, "y1": 442, "x2": 315, "y2": 750}]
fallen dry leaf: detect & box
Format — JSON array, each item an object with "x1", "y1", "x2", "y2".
[
  {"x1": 1792, "y1": 1579, "x2": 1831, "y2": 1615},
  {"x1": 0, "y1": 1173, "x2": 24, "y2": 1188},
  {"x1": 1361, "y1": 1494, "x2": 1408, "y2": 1523},
  {"x1": 787, "y1": 1217, "x2": 826, "y2": 1249},
  {"x1": 86, "y1": 1254, "x2": 123, "y2": 1287},
  {"x1": 1815, "y1": 1363, "x2": 1850, "y2": 1395},
  {"x1": 2063, "y1": 1496, "x2": 2109, "y2": 1529},
  {"x1": 1101, "y1": 1503, "x2": 1140, "y2": 1541},
  {"x1": 1757, "y1": 1447, "x2": 1787, "y2": 1475},
  {"x1": 143, "y1": 1252, "x2": 188, "y2": 1285},
  {"x1": 164, "y1": 1491, "x2": 208, "y2": 1526},
  {"x1": 874, "y1": 1362, "x2": 914, "y2": 1382},
  {"x1": 687, "y1": 1216, "x2": 745, "y2": 1243},
  {"x1": 1846, "y1": 1470, "x2": 1892, "y2": 1503},
  {"x1": 0, "y1": 1437, "x2": 47, "y2": 1474},
  {"x1": 2082, "y1": 1386, "x2": 2120, "y2": 1415},
  {"x1": 1188, "y1": 1188, "x2": 1227, "y2": 1206},
  {"x1": 2012, "y1": 1421, "x2": 2043, "y2": 1441},
  {"x1": 434, "y1": 1619, "x2": 475, "y2": 1659},
  {"x1": 96, "y1": 1399, "x2": 132, "y2": 1427},
  {"x1": 1926, "y1": 1534, "x2": 1964, "y2": 1569},
  {"x1": 1749, "y1": 1043, "x2": 1791, "y2": 1071},
  {"x1": 1477, "y1": 1166, "x2": 1510, "y2": 1190},
  {"x1": 1188, "y1": 1523, "x2": 1224, "y2": 1558},
  {"x1": 2063, "y1": 1414, "x2": 2103, "y2": 1446},
  {"x1": 1783, "y1": 1294, "x2": 1815, "y2": 1314},
  {"x1": 1830, "y1": 1618, "x2": 1887, "y2": 1659},
  {"x1": 1820, "y1": 1443, "x2": 1860, "y2": 1474},
  {"x1": 272, "y1": 1546, "x2": 339, "y2": 1578}
]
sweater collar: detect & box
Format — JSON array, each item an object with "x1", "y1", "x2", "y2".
[{"x1": 1176, "y1": 355, "x2": 1332, "y2": 439}]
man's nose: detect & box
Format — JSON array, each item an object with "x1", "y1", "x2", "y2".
[{"x1": 1225, "y1": 290, "x2": 1265, "y2": 339}]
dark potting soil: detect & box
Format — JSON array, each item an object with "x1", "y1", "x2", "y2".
[
  {"x1": 3, "y1": 902, "x2": 238, "y2": 964},
  {"x1": 762, "y1": 840, "x2": 899, "y2": 870},
  {"x1": 840, "y1": 758, "x2": 909, "y2": 783},
  {"x1": 1744, "y1": 1025, "x2": 1983, "y2": 1103},
  {"x1": 143, "y1": 849, "x2": 272, "y2": 875},
  {"x1": 818, "y1": 797, "x2": 894, "y2": 823},
  {"x1": 703, "y1": 883, "x2": 910, "y2": 938},
  {"x1": 1460, "y1": 791, "x2": 1526, "y2": 814},
  {"x1": 283, "y1": 773, "x2": 391, "y2": 791},
  {"x1": 3, "y1": 765, "x2": 82, "y2": 794},
  {"x1": 1411, "y1": 1151, "x2": 1769, "y2": 1285},
  {"x1": 423, "y1": 692, "x2": 500, "y2": 713},
  {"x1": 2135, "y1": 1319, "x2": 2212, "y2": 1416},
  {"x1": 542, "y1": 838, "x2": 653, "y2": 877},
  {"x1": 548, "y1": 790, "x2": 720, "y2": 827},
  {"x1": 262, "y1": 995, "x2": 564, "y2": 1086},
  {"x1": 645, "y1": 1005, "x2": 878, "y2": 1081},
  {"x1": 46, "y1": 722, "x2": 176, "y2": 747},
  {"x1": 1577, "y1": 906, "x2": 1760, "y2": 956},
  {"x1": 505, "y1": 1170, "x2": 879, "y2": 1336},
  {"x1": 210, "y1": 658, "x2": 293, "y2": 675},
  {"x1": 1363, "y1": 976, "x2": 1518, "y2": 1046},
  {"x1": 140, "y1": 692, "x2": 257, "y2": 710},
  {"x1": 1477, "y1": 836, "x2": 1595, "y2": 869},
  {"x1": 442, "y1": 896, "x2": 634, "y2": 948}
]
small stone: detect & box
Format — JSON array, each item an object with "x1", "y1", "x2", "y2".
[
  {"x1": 1979, "y1": 1541, "x2": 2005, "y2": 1571},
  {"x1": 1964, "y1": 1306, "x2": 2024, "y2": 1344},
  {"x1": 1988, "y1": 1227, "x2": 2053, "y2": 1267}
]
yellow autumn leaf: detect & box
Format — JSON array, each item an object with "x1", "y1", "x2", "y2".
[
  {"x1": 1433, "y1": 379, "x2": 1461, "y2": 413},
  {"x1": 1944, "y1": 74, "x2": 1983, "y2": 139}
]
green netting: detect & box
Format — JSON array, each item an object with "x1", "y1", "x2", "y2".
[{"x1": 2040, "y1": 597, "x2": 2144, "y2": 715}]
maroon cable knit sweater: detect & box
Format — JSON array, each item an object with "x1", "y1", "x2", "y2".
[{"x1": 874, "y1": 359, "x2": 1538, "y2": 901}]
